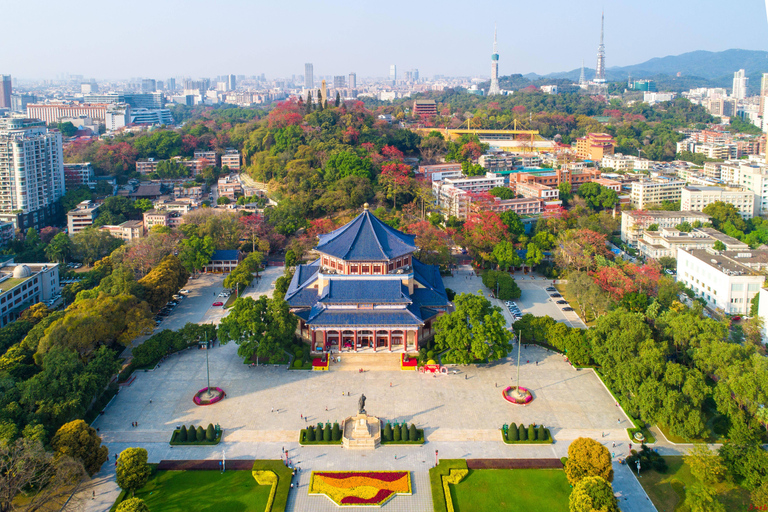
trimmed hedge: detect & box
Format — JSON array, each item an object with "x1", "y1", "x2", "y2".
[
  {"x1": 298, "y1": 428, "x2": 342, "y2": 445},
  {"x1": 429, "y1": 459, "x2": 468, "y2": 512},
  {"x1": 502, "y1": 423, "x2": 553, "y2": 444},
  {"x1": 170, "y1": 424, "x2": 222, "y2": 445},
  {"x1": 252, "y1": 460, "x2": 292, "y2": 512},
  {"x1": 381, "y1": 422, "x2": 425, "y2": 445}
]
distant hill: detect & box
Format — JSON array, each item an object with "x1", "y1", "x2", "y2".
[{"x1": 524, "y1": 49, "x2": 768, "y2": 94}]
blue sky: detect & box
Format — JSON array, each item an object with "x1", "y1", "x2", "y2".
[{"x1": 4, "y1": 0, "x2": 768, "y2": 80}]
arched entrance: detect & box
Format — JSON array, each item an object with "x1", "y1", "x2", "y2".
[
  {"x1": 359, "y1": 330, "x2": 373, "y2": 349},
  {"x1": 376, "y1": 330, "x2": 389, "y2": 349},
  {"x1": 391, "y1": 330, "x2": 404, "y2": 348},
  {"x1": 326, "y1": 330, "x2": 339, "y2": 352},
  {"x1": 342, "y1": 330, "x2": 355, "y2": 351}
]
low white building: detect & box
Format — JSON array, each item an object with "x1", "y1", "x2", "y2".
[
  {"x1": 677, "y1": 248, "x2": 765, "y2": 315},
  {"x1": 638, "y1": 227, "x2": 748, "y2": 260},
  {"x1": 0, "y1": 261, "x2": 60, "y2": 327},
  {"x1": 620, "y1": 210, "x2": 712, "y2": 247}
]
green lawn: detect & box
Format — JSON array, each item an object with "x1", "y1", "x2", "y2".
[
  {"x1": 639, "y1": 456, "x2": 751, "y2": 512},
  {"x1": 450, "y1": 469, "x2": 570, "y2": 512},
  {"x1": 132, "y1": 470, "x2": 272, "y2": 512}
]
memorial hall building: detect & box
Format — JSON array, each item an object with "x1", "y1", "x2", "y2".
[{"x1": 285, "y1": 205, "x2": 450, "y2": 353}]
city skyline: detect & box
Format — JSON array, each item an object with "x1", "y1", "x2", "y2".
[{"x1": 3, "y1": 0, "x2": 768, "y2": 80}]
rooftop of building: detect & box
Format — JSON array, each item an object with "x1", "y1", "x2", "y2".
[
  {"x1": 684, "y1": 248, "x2": 768, "y2": 276},
  {"x1": 67, "y1": 200, "x2": 99, "y2": 214},
  {"x1": 316, "y1": 205, "x2": 416, "y2": 261},
  {"x1": 624, "y1": 210, "x2": 711, "y2": 219},
  {"x1": 683, "y1": 185, "x2": 750, "y2": 193}
]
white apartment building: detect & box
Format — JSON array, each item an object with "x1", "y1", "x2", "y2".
[
  {"x1": 735, "y1": 166, "x2": 768, "y2": 215},
  {"x1": 644, "y1": 92, "x2": 676, "y2": 105},
  {"x1": 416, "y1": 163, "x2": 463, "y2": 182},
  {"x1": 637, "y1": 227, "x2": 747, "y2": 260},
  {"x1": 629, "y1": 178, "x2": 685, "y2": 209},
  {"x1": 600, "y1": 154, "x2": 652, "y2": 172},
  {"x1": 620, "y1": 210, "x2": 712, "y2": 247},
  {"x1": 677, "y1": 248, "x2": 764, "y2": 315},
  {"x1": 434, "y1": 184, "x2": 470, "y2": 219},
  {"x1": 66, "y1": 200, "x2": 100, "y2": 235},
  {"x1": 221, "y1": 149, "x2": 241, "y2": 171},
  {"x1": 0, "y1": 118, "x2": 66, "y2": 230},
  {"x1": 680, "y1": 186, "x2": 756, "y2": 219},
  {"x1": 438, "y1": 173, "x2": 505, "y2": 194},
  {"x1": 756, "y1": 287, "x2": 768, "y2": 340},
  {"x1": 695, "y1": 143, "x2": 738, "y2": 160}
]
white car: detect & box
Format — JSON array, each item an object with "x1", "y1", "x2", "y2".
[{"x1": 179, "y1": 289, "x2": 190, "y2": 294}]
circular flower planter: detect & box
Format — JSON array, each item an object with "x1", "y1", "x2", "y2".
[
  {"x1": 193, "y1": 387, "x2": 225, "y2": 406},
  {"x1": 633, "y1": 431, "x2": 645, "y2": 443},
  {"x1": 502, "y1": 386, "x2": 533, "y2": 405}
]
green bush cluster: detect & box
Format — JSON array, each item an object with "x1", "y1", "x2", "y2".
[
  {"x1": 300, "y1": 422, "x2": 342, "y2": 444},
  {"x1": 503, "y1": 423, "x2": 551, "y2": 443},
  {"x1": 381, "y1": 422, "x2": 424, "y2": 443},
  {"x1": 172, "y1": 423, "x2": 219, "y2": 444},
  {"x1": 481, "y1": 270, "x2": 521, "y2": 300},
  {"x1": 626, "y1": 445, "x2": 667, "y2": 473}
]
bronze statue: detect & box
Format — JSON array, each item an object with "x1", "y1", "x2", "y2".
[{"x1": 358, "y1": 393, "x2": 366, "y2": 414}]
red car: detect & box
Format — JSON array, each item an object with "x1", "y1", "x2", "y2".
[
  {"x1": 731, "y1": 316, "x2": 741, "y2": 322},
  {"x1": 212, "y1": 301, "x2": 224, "y2": 307}
]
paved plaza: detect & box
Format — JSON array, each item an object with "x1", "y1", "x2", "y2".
[{"x1": 68, "y1": 265, "x2": 655, "y2": 512}]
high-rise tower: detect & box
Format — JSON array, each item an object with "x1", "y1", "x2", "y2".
[
  {"x1": 578, "y1": 59, "x2": 587, "y2": 87},
  {"x1": 304, "y1": 63, "x2": 314, "y2": 90},
  {"x1": 488, "y1": 25, "x2": 501, "y2": 96},
  {"x1": 594, "y1": 12, "x2": 606, "y2": 83},
  {"x1": 0, "y1": 75, "x2": 11, "y2": 109}
]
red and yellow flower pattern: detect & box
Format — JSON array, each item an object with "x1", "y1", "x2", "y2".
[{"x1": 309, "y1": 471, "x2": 411, "y2": 506}]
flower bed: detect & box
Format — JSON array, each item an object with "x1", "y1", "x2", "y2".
[
  {"x1": 193, "y1": 387, "x2": 225, "y2": 406},
  {"x1": 502, "y1": 385, "x2": 533, "y2": 405},
  {"x1": 312, "y1": 357, "x2": 329, "y2": 371},
  {"x1": 401, "y1": 353, "x2": 418, "y2": 371},
  {"x1": 309, "y1": 471, "x2": 411, "y2": 506}
]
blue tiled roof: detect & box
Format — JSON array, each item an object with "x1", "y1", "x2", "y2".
[
  {"x1": 285, "y1": 259, "x2": 320, "y2": 305},
  {"x1": 319, "y1": 279, "x2": 411, "y2": 304},
  {"x1": 412, "y1": 258, "x2": 449, "y2": 302},
  {"x1": 286, "y1": 288, "x2": 319, "y2": 308},
  {"x1": 210, "y1": 250, "x2": 240, "y2": 262},
  {"x1": 411, "y1": 288, "x2": 449, "y2": 308},
  {"x1": 306, "y1": 308, "x2": 423, "y2": 327},
  {"x1": 316, "y1": 210, "x2": 416, "y2": 261}
]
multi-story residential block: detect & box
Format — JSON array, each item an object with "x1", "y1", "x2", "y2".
[
  {"x1": 130, "y1": 108, "x2": 173, "y2": 125},
  {"x1": 637, "y1": 227, "x2": 748, "y2": 260},
  {"x1": 434, "y1": 173, "x2": 505, "y2": 195},
  {"x1": 63, "y1": 163, "x2": 96, "y2": 190},
  {"x1": 600, "y1": 154, "x2": 652, "y2": 171},
  {"x1": 629, "y1": 178, "x2": 685, "y2": 209},
  {"x1": 221, "y1": 149, "x2": 241, "y2": 171},
  {"x1": 591, "y1": 178, "x2": 622, "y2": 192},
  {"x1": 695, "y1": 143, "x2": 737, "y2": 160},
  {"x1": 99, "y1": 220, "x2": 144, "y2": 241},
  {"x1": 516, "y1": 181, "x2": 559, "y2": 200},
  {"x1": 482, "y1": 197, "x2": 544, "y2": 216},
  {"x1": 135, "y1": 158, "x2": 159, "y2": 174},
  {"x1": 26, "y1": 102, "x2": 110, "y2": 124},
  {"x1": 433, "y1": 184, "x2": 470, "y2": 219},
  {"x1": 0, "y1": 222, "x2": 14, "y2": 246},
  {"x1": 193, "y1": 151, "x2": 217, "y2": 167},
  {"x1": 66, "y1": 200, "x2": 100, "y2": 235},
  {"x1": 575, "y1": 133, "x2": 615, "y2": 160},
  {"x1": 680, "y1": 186, "x2": 756, "y2": 219},
  {"x1": 415, "y1": 163, "x2": 462, "y2": 182},
  {"x1": 0, "y1": 261, "x2": 60, "y2": 327},
  {"x1": 0, "y1": 118, "x2": 66, "y2": 230},
  {"x1": 173, "y1": 184, "x2": 205, "y2": 201},
  {"x1": 217, "y1": 176, "x2": 242, "y2": 201},
  {"x1": 620, "y1": 210, "x2": 712, "y2": 247},
  {"x1": 677, "y1": 248, "x2": 765, "y2": 315},
  {"x1": 478, "y1": 153, "x2": 542, "y2": 172},
  {"x1": 142, "y1": 209, "x2": 183, "y2": 230},
  {"x1": 734, "y1": 166, "x2": 768, "y2": 215}
]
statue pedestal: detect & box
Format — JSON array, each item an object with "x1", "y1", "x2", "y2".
[{"x1": 342, "y1": 413, "x2": 381, "y2": 450}]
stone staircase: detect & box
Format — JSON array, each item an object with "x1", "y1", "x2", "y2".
[{"x1": 329, "y1": 353, "x2": 403, "y2": 372}]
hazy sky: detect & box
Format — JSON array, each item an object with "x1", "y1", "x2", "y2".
[{"x1": 4, "y1": 0, "x2": 768, "y2": 80}]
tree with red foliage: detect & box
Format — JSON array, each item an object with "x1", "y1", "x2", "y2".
[
  {"x1": 381, "y1": 145, "x2": 404, "y2": 161},
  {"x1": 40, "y1": 226, "x2": 60, "y2": 244},
  {"x1": 592, "y1": 266, "x2": 635, "y2": 301},
  {"x1": 307, "y1": 218, "x2": 336, "y2": 238},
  {"x1": 460, "y1": 141, "x2": 483, "y2": 161},
  {"x1": 460, "y1": 211, "x2": 508, "y2": 263},
  {"x1": 266, "y1": 99, "x2": 303, "y2": 129},
  {"x1": 405, "y1": 220, "x2": 451, "y2": 267},
  {"x1": 555, "y1": 229, "x2": 610, "y2": 272},
  {"x1": 239, "y1": 214, "x2": 285, "y2": 255},
  {"x1": 512, "y1": 105, "x2": 527, "y2": 115},
  {"x1": 93, "y1": 142, "x2": 138, "y2": 175},
  {"x1": 379, "y1": 162, "x2": 412, "y2": 210},
  {"x1": 182, "y1": 134, "x2": 199, "y2": 155}
]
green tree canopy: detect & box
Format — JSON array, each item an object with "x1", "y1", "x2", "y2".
[
  {"x1": 51, "y1": 419, "x2": 109, "y2": 476},
  {"x1": 218, "y1": 296, "x2": 295, "y2": 363},
  {"x1": 433, "y1": 293, "x2": 512, "y2": 364},
  {"x1": 565, "y1": 437, "x2": 614, "y2": 485},
  {"x1": 569, "y1": 476, "x2": 619, "y2": 512},
  {"x1": 116, "y1": 447, "x2": 150, "y2": 497}
]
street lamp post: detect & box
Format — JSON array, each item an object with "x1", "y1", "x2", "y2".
[{"x1": 435, "y1": 450, "x2": 439, "y2": 467}]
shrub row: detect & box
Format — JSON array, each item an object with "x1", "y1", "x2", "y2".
[
  {"x1": 300, "y1": 422, "x2": 342, "y2": 444},
  {"x1": 429, "y1": 459, "x2": 468, "y2": 512},
  {"x1": 503, "y1": 423, "x2": 552, "y2": 444},
  {"x1": 170, "y1": 423, "x2": 221, "y2": 445},
  {"x1": 130, "y1": 323, "x2": 217, "y2": 369},
  {"x1": 381, "y1": 422, "x2": 424, "y2": 444}
]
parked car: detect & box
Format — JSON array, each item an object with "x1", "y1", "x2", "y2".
[
  {"x1": 212, "y1": 301, "x2": 224, "y2": 307},
  {"x1": 550, "y1": 293, "x2": 561, "y2": 298},
  {"x1": 556, "y1": 300, "x2": 567, "y2": 304},
  {"x1": 179, "y1": 289, "x2": 190, "y2": 294},
  {"x1": 562, "y1": 307, "x2": 574, "y2": 311},
  {"x1": 546, "y1": 287, "x2": 556, "y2": 292}
]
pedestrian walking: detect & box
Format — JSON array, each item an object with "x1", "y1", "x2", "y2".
[
  {"x1": 629, "y1": 443, "x2": 632, "y2": 451},
  {"x1": 271, "y1": 407, "x2": 274, "y2": 413},
  {"x1": 617, "y1": 418, "x2": 621, "y2": 424},
  {"x1": 325, "y1": 406, "x2": 328, "y2": 411},
  {"x1": 93, "y1": 491, "x2": 95, "y2": 500},
  {"x1": 465, "y1": 374, "x2": 467, "y2": 380},
  {"x1": 612, "y1": 441, "x2": 616, "y2": 448},
  {"x1": 149, "y1": 399, "x2": 152, "y2": 404},
  {"x1": 301, "y1": 414, "x2": 303, "y2": 419}
]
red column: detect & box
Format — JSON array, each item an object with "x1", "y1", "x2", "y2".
[
  {"x1": 338, "y1": 332, "x2": 342, "y2": 353},
  {"x1": 323, "y1": 330, "x2": 327, "y2": 351},
  {"x1": 354, "y1": 330, "x2": 358, "y2": 352},
  {"x1": 311, "y1": 330, "x2": 316, "y2": 349},
  {"x1": 388, "y1": 330, "x2": 392, "y2": 352},
  {"x1": 372, "y1": 330, "x2": 376, "y2": 352}
]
